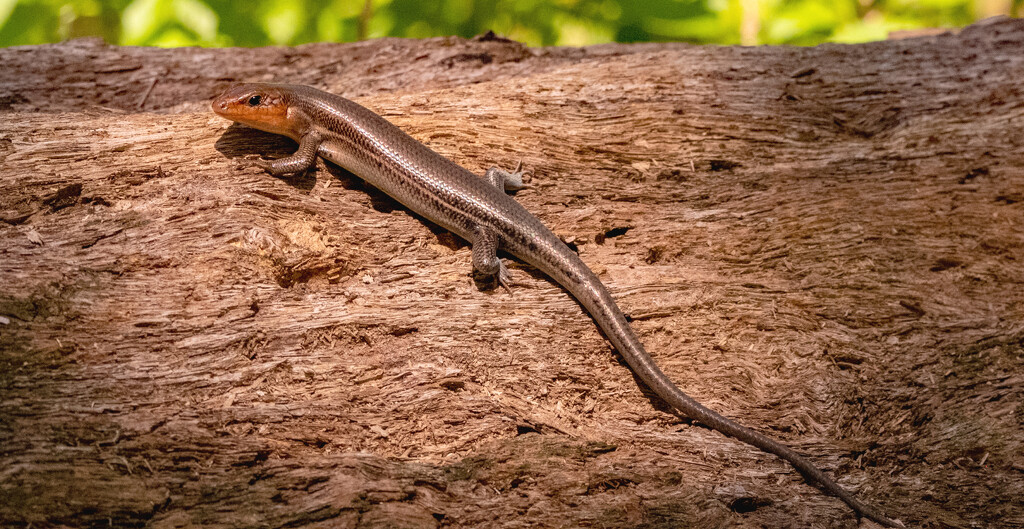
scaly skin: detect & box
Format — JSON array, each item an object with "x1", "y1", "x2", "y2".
[{"x1": 212, "y1": 83, "x2": 900, "y2": 527}]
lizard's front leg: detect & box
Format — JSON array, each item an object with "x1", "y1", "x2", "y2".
[{"x1": 254, "y1": 132, "x2": 322, "y2": 176}]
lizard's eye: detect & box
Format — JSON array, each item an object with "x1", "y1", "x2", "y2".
[{"x1": 247, "y1": 95, "x2": 262, "y2": 106}]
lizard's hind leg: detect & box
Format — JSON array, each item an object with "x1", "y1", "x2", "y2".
[
  {"x1": 484, "y1": 160, "x2": 526, "y2": 192},
  {"x1": 470, "y1": 225, "x2": 512, "y2": 292}
]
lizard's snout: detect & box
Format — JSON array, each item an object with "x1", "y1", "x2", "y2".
[{"x1": 212, "y1": 96, "x2": 230, "y2": 116}]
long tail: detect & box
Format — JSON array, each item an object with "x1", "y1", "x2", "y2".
[{"x1": 562, "y1": 268, "x2": 901, "y2": 527}]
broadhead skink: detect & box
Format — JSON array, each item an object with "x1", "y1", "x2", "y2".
[{"x1": 212, "y1": 83, "x2": 899, "y2": 527}]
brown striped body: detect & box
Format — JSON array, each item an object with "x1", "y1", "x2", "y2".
[{"x1": 212, "y1": 83, "x2": 899, "y2": 527}]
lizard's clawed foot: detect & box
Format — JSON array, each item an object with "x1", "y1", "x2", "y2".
[
  {"x1": 472, "y1": 260, "x2": 513, "y2": 294},
  {"x1": 251, "y1": 158, "x2": 273, "y2": 173},
  {"x1": 504, "y1": 160, "x2": 528, "y2": 191},
  {"x1": 497, "y1": 261, "x2": 514, "y2": 295},
  {"x1": 484, "y1": 161, "x2": 529, "y2": 192}
]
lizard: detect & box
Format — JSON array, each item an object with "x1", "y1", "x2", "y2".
[{"x1": 212, "y1": 82, "x2": 900, "y2": 527}]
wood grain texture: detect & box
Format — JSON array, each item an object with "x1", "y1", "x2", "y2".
[{"x1": 2, "y1": 18, "x2": 1023, "y2": 528}]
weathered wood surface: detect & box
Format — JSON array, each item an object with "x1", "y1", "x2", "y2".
[{"x1": 2, "y1": 17, "x2": 1023, "y2": 529}]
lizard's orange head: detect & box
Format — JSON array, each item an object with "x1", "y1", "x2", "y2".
[{"x1": 212, "y1": 83, "x2": 297, "y2": 138}]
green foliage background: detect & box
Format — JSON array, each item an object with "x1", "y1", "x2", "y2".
[{"x1": 0, "y1": 0, "x2": 1020, "y2": 48}]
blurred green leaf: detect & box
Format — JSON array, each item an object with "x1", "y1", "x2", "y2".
[
  {"x1": 0, "y1": 0, "x2": 1016, "y2": 48},
  {"x1": 174, "y1": 0, "x2": 216, "y2": 42},
  {"x1": 121, "y1": 0, "x2": 162, "y2": 44},
  {"x1": 0, "y1": 0, "x2": 18, "y2": 28}
]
